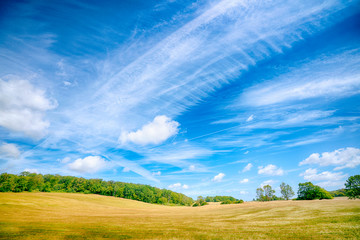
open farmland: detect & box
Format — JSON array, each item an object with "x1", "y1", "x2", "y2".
[{"x1": 0, "y1": 193, "x2": 359, "y2": 239}]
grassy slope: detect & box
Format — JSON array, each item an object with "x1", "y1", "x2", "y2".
[{"x1": 0, "y1": 192, "x2": 359, "y2": 239}]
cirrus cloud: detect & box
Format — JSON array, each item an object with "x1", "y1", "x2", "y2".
[{"x1": 242, "y1": 163, "x2": 253, "y2": 172}]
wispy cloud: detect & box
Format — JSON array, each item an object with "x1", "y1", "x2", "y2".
[
  {"x1": 239, "y1": 49, "x2": 360, "y2": 107},
  {"x1": 239, "y1": 178, "x2": 249, "y2": 184},
  {"x1": 242, "y1": 163, "x2": 253, "y2": 172}
]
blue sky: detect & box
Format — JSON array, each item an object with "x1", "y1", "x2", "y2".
[{"x1": 0, "y1": 0, "x2": 359, "y2": 200}]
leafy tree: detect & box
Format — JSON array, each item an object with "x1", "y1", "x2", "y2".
[
  {"x1": 0, "y1": 173, "x2": 16, "y2": 192},
  {"x1": 280, "y1": 182, "x2": 294, "y2": 200},
  {"x1": 297, "y1": 182, "x2": 333, "y2": 200},
  {"x1": 263, "y1": 185, "x2": 275, "y2": 201},
  {"x1": 344, "y1": 175, "x2": 360, "y2": 199},
  {"x1": 256, "y1": 187, "x2": 265, "y2": 201},
  {"x1": 328, "y1": 189, "x2": 346, "y2": 197}
]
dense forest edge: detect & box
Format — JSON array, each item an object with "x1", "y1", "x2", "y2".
[
  {"x1": 1, "y1": 172, "x2": 358, "y2": 205},
  {"x1": 0, "y1": 172, "x2": 193, "y2": 206}
]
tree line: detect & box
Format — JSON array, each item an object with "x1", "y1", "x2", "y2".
[
  {"x1": 192, "y1": 195, "x2": 244, "y2": 207},
  {"x1": 255, "y1": 175, "x2": 360, "y2": 201},
  {"x1": 0, "y1": 172, "x2": 194, "y2": 206}
]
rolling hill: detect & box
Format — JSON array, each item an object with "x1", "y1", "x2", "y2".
[{"x1": 0, "y1": 192, "x2": 359, "y2": 239}]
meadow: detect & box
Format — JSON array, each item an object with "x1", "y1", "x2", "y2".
[{"x1": 0, "y1": 192, "x2": 359, "y2": 239}]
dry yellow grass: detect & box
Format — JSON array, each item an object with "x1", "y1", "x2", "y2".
[{"x1": 0, "y1": 192, "x2": 359, "y2": 239}]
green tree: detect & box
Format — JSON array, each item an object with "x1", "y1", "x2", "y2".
[
  {"x1": 263, "y1": 185, "x2": 275, "y2": 201},
  {"x1": 256, "y1": 187, "x2": 265, "y2": 201},
  {"x1": 297, "y1": 182, "x2": 333, "y2": 200},
  {"x1": 344, "y1": 175, "x2": 360, "y2": 199},
  {"x1": 280, "y1": 182, "x2": 294, "y2": 200}
]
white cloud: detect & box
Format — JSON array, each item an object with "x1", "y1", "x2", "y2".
[
  {"x1": 63, "y1": 81, "x2": 71, "y2": 86},
  {"x1": 189, "y1": 165, "x2": 196, "y2": 171},
  {"x1": 168, "y1": 183, "x2": 189, "y2": 190},
  {"x1": 239, "y1": 178, "x2": 249, "y2": 184},
  {"x1": 0, "y1": 143, "x2": 20, "y2": 159},
  {"x1": 258, "y1": 164, "x2": 284, "y2": 176},
  {"x1": 299, "y1": 147, "x2": 360, "y2": 170},
  {"x1": 239, "y1": 191, "x2": 249, "y2": 195},
  {"x1": 246, "y1": 115, "x2": 254, "y2": 122},
  {"x1": 300, "y1": 168, "x2": 347, "y2": 182},
  {"x1": 152, "y1": 171, "x2": 161, "y2": 176},
  {"x1": 260, "y1": 180, "x2": 276, "y2": 188},
  {"x1": 242, "y1": 163, "x2": 253, "y2": 172},
  {"x1": 212, "y1": 173, "x2": 225, "y2": 182},
  {"x1": 23, "y1": 168, "x2": 39, "y2": 174},
  {"x1": 240, "y1": 50, "x2": 360, "y2": 107},
  {"x1": 67, "y1": 156, "x2": 108, "y2": 174},
  {"x1": 120, "y1": 115, "x2": 179, "y2": 145},
  {"x1": 0, "y1": 76, "x2": 57, "y2": 139}
]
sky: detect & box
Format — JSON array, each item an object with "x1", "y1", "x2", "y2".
[{"x1": 0, "y1": 0, "x2": 359, "y2": 201}]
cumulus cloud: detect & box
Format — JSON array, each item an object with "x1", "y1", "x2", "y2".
[
  {"x1": 0, "y1": 143, "x2": 21, "y2": 159},
  {"x1": 212, "y1": 173, "x2": 225, "y2": 182},
  {"x1": 258, "y1": 164, "x2": 284, "y2": 176},
  {"x1": 120, "y1": 115, "x2": 180, "y2": 145},
  {"x1": 242, "y1": 163, "x2": 253, "y2": 172},
  {"x1": 168, "y1": 183, "x2": 189, "y2": 190},
  {"x1": 299, "y1": 147, "x2": 360, "y2": 170},
  {"x1": 300, "y1": 168, "x2": 347, "y2": 182},
  {"x1": 67, "y1": 156, "x2": 108, "y2": 173},
  {"x1": 239, "y1": 178, "x2": 249, "y2": 184},
  {"x1": 0, "y1": 76, "x2": 57, "y2": 139}
]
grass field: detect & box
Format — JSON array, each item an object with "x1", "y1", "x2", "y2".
[{"x1": 0, "y1": 192, "x2": 359, "y2": 239}]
